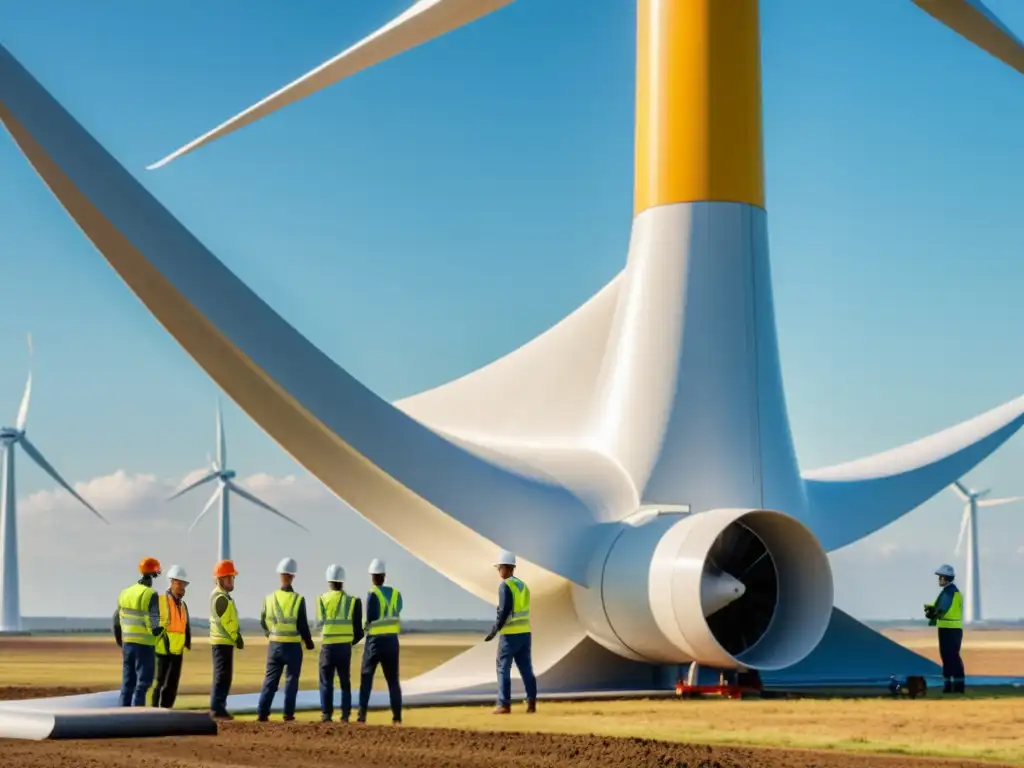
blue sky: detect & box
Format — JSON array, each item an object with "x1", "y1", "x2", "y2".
[{"x1": 0, "y1": 0, "x2": 1022, "y2": 621}]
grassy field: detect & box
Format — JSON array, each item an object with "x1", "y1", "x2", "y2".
[
  {"x1": 0, "y1": 634, "x2": 473, "y2": 709},
  {"x1": 4, "y1": 629, "x2": 1024, "y2": 763}
]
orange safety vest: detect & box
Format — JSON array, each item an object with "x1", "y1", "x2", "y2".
[{"x1": 157, "y1": 594, "x2": 189, "y2": 656}]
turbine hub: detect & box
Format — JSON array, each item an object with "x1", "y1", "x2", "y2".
[
  {"x1": 0, "y1": 428, "x2": 22, "y2": 443},
  {"x1": 221, "y1": 469, "x2": 236, "y2": 480}
]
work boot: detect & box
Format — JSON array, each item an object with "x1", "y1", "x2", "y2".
[
  {"x1": 210, "y1": 710, "x2": 234, "y2": 721},
  {"x1": 492, "y1": 705, "x2": 511, "y2": 715},
  {"x1": 256, "y1": 715, "x2": 269, "y2": 722},
  {"x1": 526, "y1": 699, "x2": 536, "y2": 714},
  {"x1": 283, "y1": 715, "x2": 296, "y2": 722},
  {"x1": 356, "y1": 709, "x2": 367, "y2": 723},
  {"x1": 320, "y1": 714, "x2": 332, "y2": 723},
  {"x1": 392, "y1": 718, "x2": 402, "y2": 725}
]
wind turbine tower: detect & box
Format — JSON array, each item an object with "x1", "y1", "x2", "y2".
[
  {"x1": 950, "y1": 480, "x2": 1024, "y2": 625},
  {"x1": 169, "y1": 403, "x2": 308, "y2": 561},
  {"x1": 0, "y1": 335, "x2": 108, "y2": 633}
]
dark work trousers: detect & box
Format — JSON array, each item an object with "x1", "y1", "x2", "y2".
[
  {"x1": 496, "y1": 633, "x2": 538, "y2": 708},
  {"x1": 319, "y1": 643, "x2": 353, "y2": 720},
  {"x1": 119, "y1": 643, "x2": 156, "y2": 707},
  {"x1": 358, "y1": 635, "x2": 402, "y2": 722},
  {"x1": 257, "y1": 642, "x2": 304, "y2": 719},
  {"x1": 938, "y1": 628, "x2": 965, "y2": 693},
  {"x1": 151, "y1": 653, "x2": 184, "y2": 708},
  {"x1": 210, "y1": 644, "x2": 235, "y2": 714}
]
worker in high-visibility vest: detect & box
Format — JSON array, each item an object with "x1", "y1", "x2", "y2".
[
  {"x1": 113, "y1": 556, "x2": 166, "y2": 707},
  {"x1": 256, "y1": 557, "x2": 315, "y2": 722},
  {"x1": 484, "y1": 550, "x2": 537, "y2": 714},
  {"x1": 151, "y1": 564, "x2": 192, "y2": 708},
  {"x1": 924, "y1": 563, "x2": 965, "y2": 694},
  {"x1": 316, "y1": 564, "x2": 364, "y2": 722},
  {"x1": 357, "y1": 558, "x2": 403, "y2": 724},
  {"x1": 209, "y1": 559, "x2": 243, "y2": 720}
]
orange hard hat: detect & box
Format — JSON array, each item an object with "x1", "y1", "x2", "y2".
[
  {"x1": 214, "y1": 560, "x2": 238, "y2": 578},
  {"x1": 138, "y1": 557, "x2": 162, "y2": 575}
]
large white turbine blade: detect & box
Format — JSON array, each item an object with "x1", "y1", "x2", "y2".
[
  {"x1": 147, "y1": 0, "x2": 517, "y2": 169},
  {"x1": 978, "y1": 494, "x2": 1024, "y2": 508},
  {"x1": 804, "y1": 394, "x2": 1024, "y2": 550},
  {"x1": 188, "y1": 485, "x2": 222, "y2": 532},
  {"x1": 15, "y1": 333, "x2": 33, "y2": 431},
  {"x1": 0, "y1": 44, "x2": 599, "y2": 598},
  {"x1": 954, "y1": 504, "x2": 970, "y2": 556},
  {"x1": 167, "y1": 469, "x2": 219, "y2": 501},
  {"x1": 18, "y1": 436, "x2": 108, "y2": 524},
  {"x1": 225, "y1": 480, "x2": 309, "y2": 532},
  {"x1": 912, "y1": 0, "x2": 1024, "y2": 74},
  {"x1": 215, "y1": 400, "x2": 226, "y2": 469},
  {"x1": 951, "y1": 480, "x2": 971, "y2": 500}
]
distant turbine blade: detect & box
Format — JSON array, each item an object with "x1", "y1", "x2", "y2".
[
  {"x1": 978, "y1": 494, "x2": 1024, "y2": 508},
  {"x1": 18, "y1": 436, "x2": 108, "y2": 524},
  {"x1": 15, "y1": 333, "x2": 33, "y2": 431},
  {"x1": 912, "y1": 0, "x2": 1024, "y2": 75},
  {"x1": 954, "y1": 504, "x2": 970, "y2": 556},
  {"x1": 147, "y1": 0, "x2": 517, "y2": 168},
  {"x1": 951, "y1": 480, "x2": 971, "y2": 500},
  {"x1": 216, "y1": 400, "x2": 226, "y2": 469},
  {"x1": 167, "y1": 469, "x2": 219, "y2": 501},
  {"x1": 188, "y1": 485, "x2": 222, "y2": 532},
  {"x1": 226, "y1": 480, "x2": 309, "y2": 532}
]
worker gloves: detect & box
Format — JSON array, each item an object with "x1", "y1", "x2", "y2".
[
  {"x1": 305, "y1": 639, "x2": 315, "y2": 651},
  {"x1": 235, "y1": 636, "x2": 244, "y2": 650},
  {"x1": 484, "y1": 631, "x2": 496, "y2": 643}
]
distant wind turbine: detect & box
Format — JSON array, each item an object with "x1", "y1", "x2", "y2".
[
  {"x1": 950, "y1": 480, "x2": 1024, "y2": 625},
  {"x1": 169, "y1": 402, "x2": 308, "y2": 561},
  {"x1": 0, "y1": 334, "x2": 108, "y2": 633}
]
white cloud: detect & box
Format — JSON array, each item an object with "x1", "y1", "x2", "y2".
[
  {"x1": 14, "y1": 469, "x2": 490, "y2": 622},
  {"x1": 875, "y1": 541, "x2": 901, "y2": 558}
]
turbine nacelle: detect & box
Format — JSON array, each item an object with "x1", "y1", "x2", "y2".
[{"x1": 572, "y1": 508, "x2": 834, "y2": 671}]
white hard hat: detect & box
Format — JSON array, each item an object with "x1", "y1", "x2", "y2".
[
  {"x1": 277, "y1": 557, "x2": 298, "y2": 576},
  {"x1": 166, "y1": 565, "x2": 190, "y2": 584},
  {"x1": 494, "y1": 550, "x2": 517, "y2": 567},
  {"x1": 368, "y1": 558, "x2": 386, "y2": 575},
  {"x1": 325, "y1": 564, "x2": 346, "y2": 582},
  {"x1": 935, "y1": 564, "x2": 955, "y2": 579}
]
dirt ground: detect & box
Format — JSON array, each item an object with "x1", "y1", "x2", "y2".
[{"x1": 0, "y1": 722, "x2": 1009, "y2": 768}]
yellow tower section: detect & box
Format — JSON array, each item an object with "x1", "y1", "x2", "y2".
[{"x1": 634, "y1": 0, "x2": 766, "y2": 214}]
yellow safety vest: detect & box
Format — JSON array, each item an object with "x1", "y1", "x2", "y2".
[
  {"x1": 209, "y1": 588, "x2": 240, "y2": 646},
  {"x1": 264, "y1": 589, "x2": 303, "y2": 643},
  {"x1": 156, "y1": 594, "x2": 189, "y2": 656},
  {"x1": 499, "y1": 577, "x2": 531, "y2": 635},
  {"x1": 367, "y1": 586, "x2": 401, "y2": 636},
  {"x1": 928, "y1": 587, "x2": 964, "y2": 629},
  {"x1": 318, "y1": 590, "x2": 355, "y2": 645},
  {"x1": 118, "y1": 582, "x2": 159, "y2": 646}
]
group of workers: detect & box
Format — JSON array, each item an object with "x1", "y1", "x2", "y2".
[{"x1": 115, "y1": 548, "x2": 536, "y2": 720}]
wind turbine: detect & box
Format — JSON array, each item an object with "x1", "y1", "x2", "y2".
[
  {"x1": 0, "y1": 335, "x2": 108, "y2": 634},
  {"x1": 950, "y1": 480, "x2": 1024, "y2": 625},
  {"x1": 168, "y1": 403, "x2": 308, "y2": 561}
]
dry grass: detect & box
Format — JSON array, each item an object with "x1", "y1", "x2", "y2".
[
  {"x1": 5, "y1": 629, "x2": 1024, "y2": 763},
  {"x1": 0, "y1": 634, "x2": 471, "y2": 702}
]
